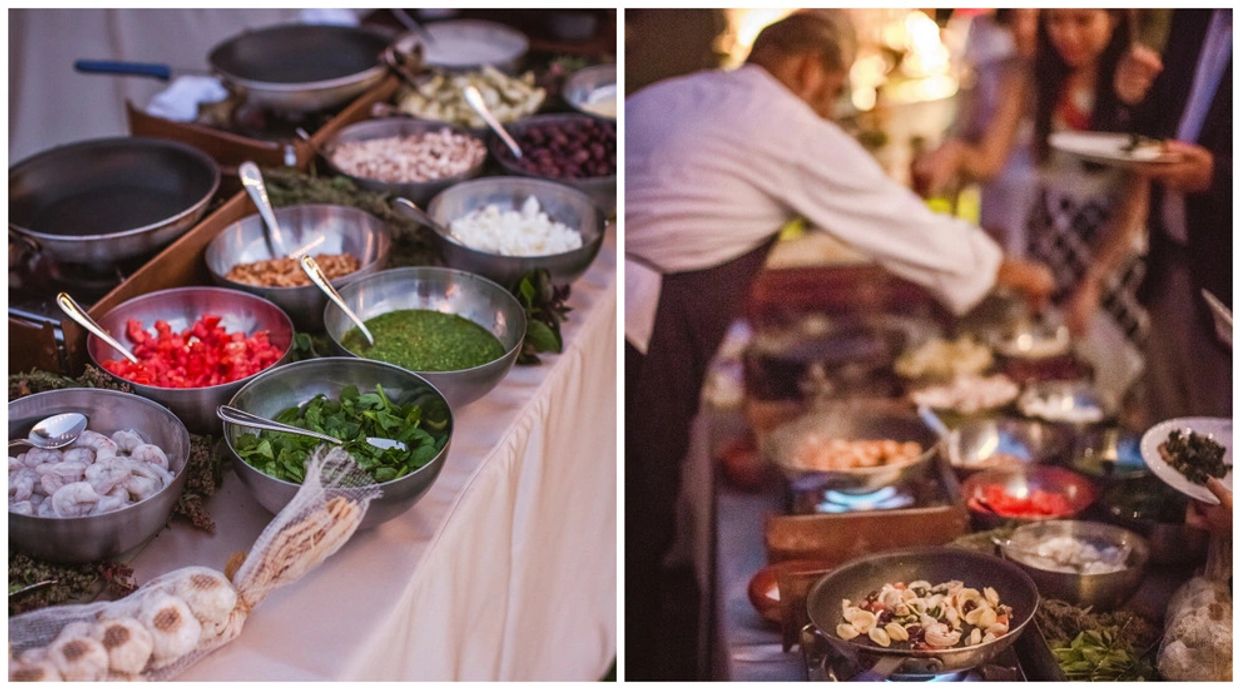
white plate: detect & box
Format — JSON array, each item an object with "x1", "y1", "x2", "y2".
[
  {"x1": 1140, "y1": 417, "x2": 1233, "y2": 505},
  {"x1": 1049, "y1": 131, "x2": 1182, "y2": 167}
]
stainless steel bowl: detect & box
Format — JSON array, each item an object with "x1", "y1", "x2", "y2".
[
  {"x1": 9, "y1": 389, "x2": 191, "y2": 563},
  {"x1": 489, "y1": 113, "x2": 616, "y2": 213},
  {"x1": 563, "y1": 63, "x2": 617, "y2": 120},
  {"x1": 426, "y1": 176, "x2": 606, "y2": 288},
  {"x1": 947, "y1": 417, "x2": 1069, "y2": 473},
  {"x1": 762, "y1": 403, "x2": 940, "y2": 494},
  {"x1": 222, "y1": 357, "x2": 453, "y2": 528},
  {"x1": 1071, "y1": 426, "x2": 1148, "y2": 481},
  {"x1": 204, "y1": 204, "x2": 391, "y2": 330},
  {"x1": 1000, "y1": 520, "x2": 1149, "y2": 610},
  {"x1": 962, "y1": 465, "x2": 1097, "y2": 530},
  {"x1": 321, "y1": 118, "x2": 488, "y2": 206},
  {"x1": 86, "y1": 287, "x2": 295, "y2": 434},
  {"x1": 322, "y1": 267, "x2": 526, "y2": 408}
]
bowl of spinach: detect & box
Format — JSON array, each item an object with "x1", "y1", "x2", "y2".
[{"x1": 223, "y1": 357, "x2": 453, "y2": 527}]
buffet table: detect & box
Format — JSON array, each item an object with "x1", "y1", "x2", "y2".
[{"x1": 124, "y1": 236, "x2": 616, "y2": 681}]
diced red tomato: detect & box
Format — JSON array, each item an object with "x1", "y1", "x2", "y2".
[
  {"x1": 975, "y1": 484, "x2": 1072, "y2": 518},
  {"x1": 101, "y1": 314, "x2": 283, "y2": 389}
]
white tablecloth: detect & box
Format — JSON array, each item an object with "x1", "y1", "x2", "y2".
[{"x1": 126, "y1": 239, "x2": 616, "y2": 680}]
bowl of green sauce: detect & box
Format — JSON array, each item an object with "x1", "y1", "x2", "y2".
[
  {"x1": 222, "y1": 357, "x2": 453, "y2": 527},
  {"x1": 322, "y1": 266, "x2": 526, "y2": 407}
]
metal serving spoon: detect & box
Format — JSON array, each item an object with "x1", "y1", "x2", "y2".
[
  {"x1": 239, "y1": 161, "x2": 292, "y2": 259},
  {"x1": 56, "y1": 292, "x2": 138, "y2": 364},
  {"x1": 299, "y1": 255, "x2": 375, "y2": 346},
  {"x1": 216, "y1": 405, "x2": 407, "y2": 451},
  {"x1": 462, "y1": 85, "x2": 523, "y2": 159},
  {"x1": 8, "y1": 412, "x2": 89, "y2": 451}
]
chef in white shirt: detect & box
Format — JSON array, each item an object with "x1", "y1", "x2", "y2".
[{"x1": 624, "y1": 11, "x2": 1054, "y2": 677}]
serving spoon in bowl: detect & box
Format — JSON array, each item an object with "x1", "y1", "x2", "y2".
[
  {"x1": 8, "y1": 412, "x2": 90, "y2": 451},
  {"x1": 299, "y1": 255, "x2": 375, "y2": 346},
  {"x1": 56, "y1": 292, "x2": 138, "y2": 364},
  {"x1": 216, "y1": 405, "x2": 406, "y2": 452},
  {"x1": 462, "y1": 85, "x2": 523, "y2": 159}
]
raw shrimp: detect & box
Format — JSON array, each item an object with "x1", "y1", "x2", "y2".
[
  {"x1": 61, "y1": 448, "x2": 96, "y2": 465},
  {"x1": 130, "y1": 443, "x2": 169, "y2": 470},
  {"x1": 10, "y1": 501, "x2": 34, "y2": 516},
  {"x1": 85, "y1": 460, "x2": 133, "y2": 496},
  {"x1": 51, "y1": 482, "x2": 101, "y2": 518},
  {"x1": 10, "y1": 455, "x2": 26, "y2": 472},
  {"x1": 35, "y1": 500, "x2": 56, "y2": 518},
  {"x1": 111, "y1": 429, "x2": 145, "y2": 453},
  {"x1": 73, "y1": 430, "x2": 119, "y2": 454},
  {"x1": 21, "y1": 447, "x2": 63, "y2": 468},
  {"x1": 10, "y1": 468, "x2": 37, "y2": 501},
  {"x1": 122, "y1": 474, "x2": 162, "y2": 502},
  {"x1": 35, "y1": 460, "x2": 88, "y2": 480},
  {"x1": 130, "y1": 461, "x2": 173, "y2": 487},
  {"x1": 92, "y1": 491, "x2": 129, "y2": 515}
]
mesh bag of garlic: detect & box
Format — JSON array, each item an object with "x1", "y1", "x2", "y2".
[{"x1": 9, "y1": 447, "x2": 380, "y2": 681}]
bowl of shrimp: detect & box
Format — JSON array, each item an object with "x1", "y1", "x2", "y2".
[{"x1": 8, "y1": 388, "x2": 191, "y2": 564}]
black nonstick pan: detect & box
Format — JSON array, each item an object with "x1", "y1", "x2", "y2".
[
  {"x1": 9, "y1": 137, "x2": 220, "y2": 265},
  {"x1": 75, "y1": 23, "x2": 393, "y2": 113},
  {"x1": 804, "y1": 546, "x2": 1040, "y2": 679}
]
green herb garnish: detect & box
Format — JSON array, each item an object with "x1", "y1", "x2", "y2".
[
  {"x1": 513, "y1": 269, "x2": 572, "y2": 365},
  {"x1": 235, "y1": 384, "x2": 449, "y2": 484}
]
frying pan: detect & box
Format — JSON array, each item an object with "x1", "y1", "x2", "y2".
[
  {"x1": 10, "y1": 137, "x2": 220, "y2": 264},
  {"x1": 761, "y1": 402, "x2": 941, "y2": 494},
  {"x1": 804, "y1": 546, "x2": 1039, "y2": 679},
  {"x1": 75, "y1": 23, "x2": 392, "y2": 113}
]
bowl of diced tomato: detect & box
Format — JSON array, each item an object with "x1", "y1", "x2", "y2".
[
  {"x1": 85, "y1": 287, "x2": 295, "y2": 433},
  {"x1": 962, "y1": 465, "x2": 1097, "y2": 530}
]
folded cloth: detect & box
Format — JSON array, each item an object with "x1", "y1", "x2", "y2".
[{"x1": 146, "y1": 76, "x2": 229, "y2": 122}]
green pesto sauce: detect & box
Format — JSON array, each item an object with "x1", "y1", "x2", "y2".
[{"x1": 342, "y1": 309, "x2": 505, "y2": 371}]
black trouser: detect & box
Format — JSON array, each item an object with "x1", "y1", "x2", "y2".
[{"x1": 625, "y1": 241, "x2": 773, "y2": 679}]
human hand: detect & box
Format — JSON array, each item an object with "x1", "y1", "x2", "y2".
[
  {"x1": 1064, "y1": 276, "x2": 1102, "y2": 336},
  {"x1": 912, "y1": 140, "x2": 964, "y2": 198},
  {"x1": 996, "y1": 258, "x2": 1056, "y2": 312},
  {"x1": 1114, "y1": 44, "x2": 1163, "y2": 106},
  {"x1": 1186, "y1": 477, "x2": 1233, "y2": 536},
  {"x1": 1141, "y1": 141, "x2": 1215, "y2": 193}
]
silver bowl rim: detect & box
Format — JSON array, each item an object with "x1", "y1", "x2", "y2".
[
  {"x1": 563, "y1": 63, "x2": 617, "y2": 119},
  {"x1": 412, "y1": 18, "x2": 531, "y2": 70},
  {"x1": 324, "y1": 265, "x2": 528, "y2": 374},
  {"x1": 205, "y1": 203, "x2": 392, "y2": 293},
  {"x1": 8, "y1": 387, "x2": 191, "y2": 522},
  {"x1": 9, "y1": 136, "x2": 221, "y2": 242},
  {"x1": 320, "y1": 117, "x2": 489, "y2": 189},
  {"x1": 961, "y1": 464, "x2": 1098, "y2": 517},
  {"x1": 87, "y1": 286, "x2": 296, "y2": 394},
  {"x1": 221, "y1": 356, "x2": 454, "y2": 489},
  {"x1": 946, "y1": 416, "x2": 1065, "y2": 469},
  {"x1": 1003, "y1": 519, "x2": 1151, "y2": 577},
  {"x1": 488, "y1": 113, "x2": 617, "y2": 182},
  {"x1": 426, "y1": 175, "x2": 605, "y2": 260},
  {"x1": 1017, "y1": 380, "x2": 1108, "y2": 421}
]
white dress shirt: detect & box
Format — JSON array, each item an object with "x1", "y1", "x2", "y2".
[
  {"x1": 625, "y1": 64, "x2": 1003, "y2": 352},
  {"x1": 1161, "y1": 8, "x2": 1232, "y2": 245}
]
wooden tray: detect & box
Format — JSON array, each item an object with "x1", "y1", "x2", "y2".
[{"x1": 9, "y1": 77, "x2": 401, "y2": 376}]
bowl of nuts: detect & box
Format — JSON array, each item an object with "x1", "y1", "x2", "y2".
[
  {"x1": 489, "y1": 113, "x2": 616, "y2": 213},
  {"x1": 204, "y1": 204, "x2": 391, "y2": 330},
  {"x1": 322, "y1": 118, "x2": 488, "y2": 205}
]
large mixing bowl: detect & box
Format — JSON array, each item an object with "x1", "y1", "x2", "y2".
[
  {"x1": 489, "y1": 114, "x2": 616, "y2": 213},
  {"x1": 425, "y1": 176, "x2": 606, "y2": 288},
  {"x1": 204, "y1": 204, "x2": 391, "y2": 330},
  {"x1": 761, "y1": 402, "x2": 940, "y2": 494},
  {"x1": 9, "y1": 388, "x2": 191, "y2": 563},
  {"x1": 222, "y1": 358, "x2": 453, "y2": 528},
  {"x1": 322, "y1": 267, "x2": 526, "y2": 408},
  {"x1": 999, "y1": 520, "x2": 1149, "y2": 611},
  {"x1": 321, "y1": 118, "x2": 488, "y2": 206},
  {"x1": 86, "y1": 287, "x2": 295, "y2": 433}
]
